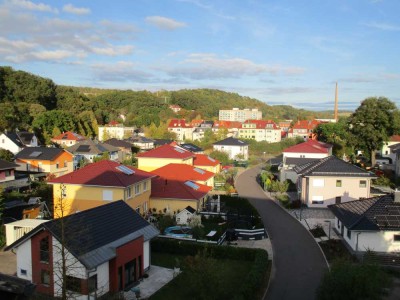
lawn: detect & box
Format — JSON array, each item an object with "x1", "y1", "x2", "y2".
[
  {"x1": 319, "y1": 239, "x2": 355, "y2": 263},
  {"x1": 150, "y1": 252, "x2": 254, "y2": 300}
]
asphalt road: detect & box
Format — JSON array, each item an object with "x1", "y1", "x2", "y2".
[{"x1": 235, "y1": 165, "x2": 328, "y2": 300}]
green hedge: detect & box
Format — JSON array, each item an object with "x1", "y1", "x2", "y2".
[{"x1": 151, "y1": 238, "x2": 269, "y2": 300}]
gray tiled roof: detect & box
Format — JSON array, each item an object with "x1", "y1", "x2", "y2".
[
  {"x1": 5, "y1": 132, "x2": 35, "y2": 147},
  {"x1": 284, "y1": 157, "x2": 320, "y2": 166},
  {"x1": 67, "y1": 139, "x2": 119, "y2": 155},
  {"x1": 15, "y1": 147, "x2": 66, "y2": 160},
  {"x1": 0, "y1": 159, "x2": 18, "y2": 170},
  {"x1": 5, "y1": 201, "x2": 159, "y2": 269},
  {"x1": 329, "y1": 194, "x2": 400, "y2": 231},
  {"x1": 294, "y1": 155, "x2": 375, "y2": 177},
  {"x1": 180, "y1": 143, "x2": 203, "y2": 153},
  {"x1": 213, "y1": 137, "x2": 248, "y2": 146},
  {"x1": 104, "y1": 138, "x2": 133, "y2": 150}
]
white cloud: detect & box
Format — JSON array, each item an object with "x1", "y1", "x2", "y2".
[
  {"x1": 362, "y1": 22, "x2": 400, "y2": 31},
  {"x1": 91, "y1": 61, "x2": 154, "y2": 82},
  {"x1": 7, "y1": 0, "x2": 58, "y2": 13},
  {"x1": 91, "y1": 45, "x2": 134, "y2": 56},
  {"x1": 31, "y1": 50, "x2": 77, "y2": 60},
  {"x1": 145, "y1": 16, "x2": 187, "y2": 30},
  {"x1": 62, "y1": 4, "x2": 91, "y2": 15},
  {"x1": 159, "y1": 53, "x2": 305, "y2": 80}
]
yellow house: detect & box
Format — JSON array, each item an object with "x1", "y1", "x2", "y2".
[
  {"x1": 48, "y1": 160, "x2": 156, "y2": 217},
  {"x1": 150, "y1": 177, "x2": 211, "y2": 214},
  {"x1": 193, "y1": 154, "x2": 222, "y2": 173},
  {"x1": 136, "y1": 144, "x2": 194, "y2": 172},
  {"x1": 15, "y1": 147, "x2": 74, "y2": 178}
]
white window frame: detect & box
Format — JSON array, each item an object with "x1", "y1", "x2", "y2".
[
  {"x1": 312, "y1": 179, "x2": 325, "y2": 187},
  {"x1": 135, "y1": 184, "x2": 140, "y2": 195},
  {"x1": 103, "y1": 190, "x2": 113, "y2": 201},
  {"x1": 143, "y1": 181, "x2": 148, "y2": 191}
]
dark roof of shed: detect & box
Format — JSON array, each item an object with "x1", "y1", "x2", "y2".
[
  {"x1": 213, "y1": 137, "x2": 248, "y2": 146},
  {"x1": 104, "y1": 138, "x2": 132, "y2": 149},
  {"x1": 15, "y1": 147, "x2": 66, "y2": 161}
]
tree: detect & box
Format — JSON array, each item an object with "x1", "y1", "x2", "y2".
[
  {"x1": 348, "y1": 97, "x2": 400, "y2": 166},
  {"x1": 0, "y1": 149, "x2": 14, "y2": 162},
  {"x1": 315, "y1": 118, "x2": 350, "y2": 157},
  {"x1": 209, "y1": 150, "x2": 231, "y2": 166}
]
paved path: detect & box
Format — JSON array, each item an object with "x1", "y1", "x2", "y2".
[{"x1": 235, "y1": 165, "x2": 328, "y2": 300}]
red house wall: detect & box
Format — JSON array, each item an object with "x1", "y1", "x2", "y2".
[
  {"x1": 31, "y1": 230, "x2": 54, "y2": 295},
  {"x1": 109, "y1": 236, "x2": 144, "y2": 292}
]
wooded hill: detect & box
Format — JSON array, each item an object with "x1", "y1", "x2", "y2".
[{"x1": 0, "y1": 66, "x2": 336, "y2": 142}]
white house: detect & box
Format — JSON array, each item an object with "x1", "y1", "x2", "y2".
[
  {"x1": 329, "y1": 193, "x2": 400, "y2": 253},
  {"x1": 238, "y1": 120, "x2": 281, "y2": 143},
  {"x1": 295, "y1": 155, "x2": 376, "y2": 208},
  {"x1": 5, "y1": 201, "x2": 159, "y2": 299},
  {"x1": 175, "y1": 206, "x2": 196, "y2": 225},
  {"x1": 167, "y1": 119, "x2": 195, "y2": 141},
  {"x1": 213, "y1": 137, "x2": 249, "y2": 161},
  {"x1": 98, "y1": 121, "x2": 136, "y2": 141},
  {"x1": 280, "y1": 139, "x2": 332, "y2": 182},
  {"x1": 0, "y1": 131, "x2": 38, "y2": 154}
]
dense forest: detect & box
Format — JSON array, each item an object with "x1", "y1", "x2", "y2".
[{"x1": 0, "y1": 66, "x2": 335, "y2": 143}]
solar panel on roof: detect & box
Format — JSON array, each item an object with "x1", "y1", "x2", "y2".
[
  {"x1": 116, "y1": 165, "x2": 135, "y2": 175},
  {"x1": 375, "y1": 215, "x2": 400, "y2": 227},
  {"x1": 208, "y1": 156, "x2": 216, "y2": 162},
  {"x1": 174, "y1": 147, "x2": 185, "y2": 153},
  {"x1": 29, "y1": 151, "x2": 42, "y2": 157},
  {"x1": 184, "y1": 181, "x2": 200, "y2": 190},
  {"x1": 387, "y1": 205, "x2": 400, "y2": 215},
  {"x1": 77, "y1": 145, "x2": 91, "y2": 152},
  {"x1": 194, "y1": 167, "x2": 206, "y2": 174}
]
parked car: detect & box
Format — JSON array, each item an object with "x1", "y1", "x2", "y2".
[{"x1": 164, "y1": 226, "x2": 193, "y2": 238}]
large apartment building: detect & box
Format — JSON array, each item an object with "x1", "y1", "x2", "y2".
[{"x1": 218, "y1": 108, "x2": 262, "y2": 122}]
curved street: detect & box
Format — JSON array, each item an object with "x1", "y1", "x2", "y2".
[{"x1": 235, "y1": 165, "x2": 328, "y2": 300}]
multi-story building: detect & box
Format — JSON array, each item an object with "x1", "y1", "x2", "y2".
[
  {"x1": 238, "y1": 120, "x2": 281, "y2": 143},
  {"x1": 218, "y1": 108, "x2": 262, "y2": 122},
  {"x1": 167, "y1": 119, "x2": 194, "y2": 141},
  {"x1": 98, "y1": 121, "x2": 136, "y2": 141},
  {"x1": 287, "y1": 120, "x2": 321, "y2": 139}
]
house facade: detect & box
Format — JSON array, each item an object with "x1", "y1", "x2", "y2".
[
  {"x1": 193, "y1": 154, "x2": 221, "y2": 173},
  {"x1": 218, "y1": 108, "x2": 262, "y2": 122},
  {"x1": 287, "y1": 120, "x2": 321, "y2": 139},
  {"x1": 296, "y1": 156, "x2": 375, "y2": 208},
  {"x1": 136, "y1": 144, "x2": 194, "y2": 172},
  {"x1": 15, "y1": 147, "x2": 74, "y2": 178},
  {"x1": 51, "y1": 131, "x2": 86, "y2": 147},
  {"x1": 5, "y1": 201, "x2": 159, "y2": 299},
  {"x1": 167, "y1": 119, "x2": 194, "y2": 141},
  {"x1": 213, "y1": 137, "x2": 249, "y2": 160},
  {"x1": 0, "y1": 131, "x2": 38, "y2": 154},
  {"x1": 329, "y1": 194, "x2": 400, "y2": 253},
  {"x1": 48, "y1": 160, "x2": 155, "y2": 216},
  {"x1": 238, "y1": 120, "x2": 281, "y2": 143},
  {"x1": 98, "y1": 122, "x2": 136, "y2": 141}
]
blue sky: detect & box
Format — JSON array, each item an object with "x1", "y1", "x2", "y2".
[{"x1": 0, "y1": 0, "x2": 399, "y2": 111}]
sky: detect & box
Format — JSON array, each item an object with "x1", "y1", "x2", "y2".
[{"x1": 0, "y1": 0, "x2": 399, "y2": 111}]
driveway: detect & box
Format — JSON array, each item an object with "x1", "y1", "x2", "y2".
[{"x1": 235, "y1": 165, "x2": 328, "y2": 300}]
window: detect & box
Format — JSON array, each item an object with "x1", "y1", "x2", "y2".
[
  {"x1": 64, "y1": 160, "x2": 67, "y2": 167},
  {"x1": 135, "y1": 184, "x2": 140, "y2": 195},
  {"x1": 337, "y1": 219, "x2": 341, "y2": 229},
  {"x1": 312, "y1": 201, "x2": 324, "y2": 205},
  {"x1": 66, "y1": 275, "x2": 81, "y2": 293},
  {"x1": 5, "y1": 170, "x2": 11, "y2": 177},
  {"x1": 40, "y1": 237, "x2": 49, "y2": 263},
  {"x1": 127, "y1": 187, "x2": 132, "y2": 199},
  {"x1": 41, "y1": 270, "x2": 50, "y2": 285},
  {"x1": 56, "y1": 162, "x2": 59, "y2": 169},
  {"x1": 347, "y1": 229, "x2": 351, "y2": 239},
  {"x1": 102, "y1": 190, "x2": 113, "y2": 201},
  {"x1": 143, "y1": 181, "x2": 148, "y2": 191},
  {"x1": 336, "y1": 180, "x2": 342, "y2": 187},
  {"x1": 20, "y1": 269, "x2": 27, "y2": 276},
  {"x1": 136, "y1": 207, "x2": 140, "y2": 214},
  {"x1": 312, "y1": 196, "x2": 323, "y2": 205},
  {"x1": 312, "y1": 179, "x2": 325, "y2": 187},
  {"x1": 394, "y1": 235, "x2": 400, "y2": 242},
  {"x1": 359, "y1": 180, "x2": 367, "y2": 188}
]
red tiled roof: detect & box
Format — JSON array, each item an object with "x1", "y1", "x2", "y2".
[
  {"x1": 193, "y1": 154, "x2": 220, "y2": 167},
  {"x1": 168, "y1": 119, "x2": 192, "y2": 128},
  {"x1": 292, "y1": 120, "x2": 320, "y2": 130},
  {"x1": 51, "y1": 131, "x2": 86, "y2": 141},
  {"x1": 283, "y1": 139, "x2": 332, "y2": 154},
  {"x1": 190, "y1": 119, "x2": 203, "y2": 127},
  {"x1": 390, "y1": 135, "x2": 400, "y2": 142},
  {"x1": 107, "y1": 120, "x2": 120, "y2": 126},
  {"x1": 48, "y1": 160, "x2": 155, "y2": 187},
  {"x1": 152, "y1": 163, "x2": 214, "y2": 181},
  {"x1": 242, "y1": 119, "x2": 279, "y2": 129},
  {"x1": 213, "y1": 121, "x2": 242, "y2": 129},
  {"x1": 136, "y1": 144, "x2": 194, "y2": 159},
  {"x1": 151, "y1": 177, "x2": 211, "y2": 200}
]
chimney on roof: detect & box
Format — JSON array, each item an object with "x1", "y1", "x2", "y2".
[
  {"x1": 395, "y1": 189, "x2": 400, "y2": 203},
  {"x1": 334, "y1": 82, "x2": 339, "y2": 121}
]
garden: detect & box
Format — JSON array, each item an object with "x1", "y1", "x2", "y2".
[{"x1": 149, "y1": 239, "x2": 270, "y2": 300}]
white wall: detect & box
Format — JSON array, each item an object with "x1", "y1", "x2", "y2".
[
  {"x1": 143, "y1": 241, "x2": 150, "y2": 270},
  {"x1": 283, "y1": 152, "x2": 328, "y2": 159},
  {"x1": 213, "y1": 145, "x2": 248, "y2": 160},
  {"x1": 16, "y1": 239, "x2": 32, "y2": 281},
  {"x1": 0, "y1": 134, "x2": 21, "y2": 154}
]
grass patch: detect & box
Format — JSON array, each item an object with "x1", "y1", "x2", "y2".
[
  {"x1": 319, "y1": 239, "x2": 355, "y2": 263},
  {"x1": 150, "y1": 255, "x2": 253, "y2": 300}
]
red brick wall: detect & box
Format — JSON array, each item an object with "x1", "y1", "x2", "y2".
[
  {"x1": 109, "y1": 236, "x2": 144, "y2": 292},
  {"x1": 31, "y1": 230, "x2": 54, "y2": 295}
]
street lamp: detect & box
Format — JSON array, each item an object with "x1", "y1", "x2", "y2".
[{"x1": 324, "y1": 220, "x2": 331, "y2": 240}]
